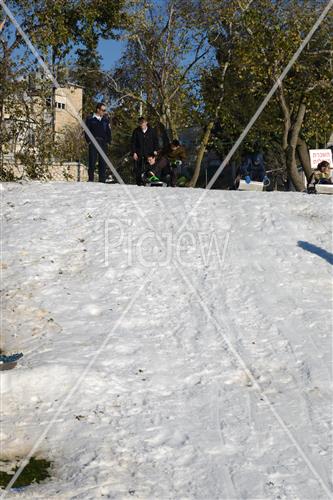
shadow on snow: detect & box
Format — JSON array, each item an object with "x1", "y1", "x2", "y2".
[{"x1": 298, "y1": 241, "x2": 333, "y2": 266}]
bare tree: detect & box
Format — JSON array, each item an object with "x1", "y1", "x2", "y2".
[{"x1": 107, "y1": 0, "x2": 213, "y2": 138}]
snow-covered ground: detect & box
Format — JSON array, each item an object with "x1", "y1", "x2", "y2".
[{"x1": 1, "y1": 182, "x2": 332, "y2": 499}]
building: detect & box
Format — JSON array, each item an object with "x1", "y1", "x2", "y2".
[
  {"x1": 1, "y1": 77, "x2": 84, "y2": 180},
  {"x1": 53, "y1": 84, "x2": 83, "y2": 135}
]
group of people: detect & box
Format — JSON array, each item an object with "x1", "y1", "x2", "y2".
[
  {"x1": 131, "y1": 117, "x2": 187, "y2": 186},
  {"x1": 84, "y1": 102, "x2": 332, "y2": 191},
  {"x1": 84, "y1": 103, "x2": 272, "y2": 189},
  {"x1": 85, "y1": 104, "x2": 186, "y2": 186}
]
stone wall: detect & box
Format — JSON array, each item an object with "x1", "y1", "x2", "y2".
[{"x1": 1, "y1": 158, "x2": 88, "y2": 182}]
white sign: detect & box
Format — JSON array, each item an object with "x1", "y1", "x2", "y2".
[{"x1": 309, "y1": 149, "x2": 333, "y2": 169}]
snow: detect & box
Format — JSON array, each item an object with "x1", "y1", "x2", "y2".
[{"x1": 1, "y1": 181, "x2": 332, "y2": 499}]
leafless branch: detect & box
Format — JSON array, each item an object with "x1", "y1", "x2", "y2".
[
  {"x1": 135, "y1": 34, "x2": 162, "y2": 85},
  {"x1": 161, "y1": 2, "x2": 175, "y2": 88},
  {"x1": 0, "y1": 15, "x2": 6, "y2": 33},
  {"x1": 305, "y1": 79, "x2": 332, "y2": 93}
]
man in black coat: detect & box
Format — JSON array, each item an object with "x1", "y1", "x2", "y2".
[
  {"x1": 131, "y1": 117, "x2": 159, "y2": 185},
  {"x1": 85, "y1": 102, "x2": 112, "y2": 183}
]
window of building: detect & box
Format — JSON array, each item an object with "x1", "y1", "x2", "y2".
[{"x1": 55, "y1": 100, "x2": 66, "y2": 110}]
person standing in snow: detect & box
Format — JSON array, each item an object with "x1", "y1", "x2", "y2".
[
  {"x1": 131, "y1": 117, "x2": 159, "y2": 186},
  {"x1": 85, "y1": 102, "x2": 112, "y2": 183}
]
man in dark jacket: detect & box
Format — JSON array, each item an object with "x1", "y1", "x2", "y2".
[
  {"x1": 85, "y1": 102, "x2": 111, "y2": 183},
  {"x1": 131, "y1": 117, "x2": 159, "y2": 185}
]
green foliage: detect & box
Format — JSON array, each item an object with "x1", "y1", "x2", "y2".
[
  {"x1": 70, "y1": 48, "x2": 105, "y2": 115},
  {"x1": 54, "y1": 124, "x2": 87, "y2": 163},
  {"x1": 0, "y1": 457, "x2": 51, "y2": 489},
  {"x1": 200, "y1": 0, "x2": 332, "y2": 158},
  {"x1": 1, "y1": 0, "x2": 125, "y2": 177},
  {"x1": 1, "y1": 0, "x2": 331, "y2": 183},
  {"x1": 106, "y1": 0, "x2": 210, "y2": 139}
]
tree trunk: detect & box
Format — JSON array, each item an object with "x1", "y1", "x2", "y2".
[
  {"x1": 51, "y1": 47, "x2": 57, "y2": 143},
  {"x1": 160, "y1": 103, "x2": 169, "y2": 132},
  {"x1": 286, "y1": 102, "x2": 307, "y2": 191},
  {"x1": 278, "y1": 85, "x2": 308, "y2": 191},
  {"x1": 296, "y1": 137, "x2": 312, "y2": 180},
  {"x1": 0, "y1": 41, "x2": 9, "y2": 156},
  {"x1": 188, "y1": 61, "x2": 230, "y2": 188},
  {"x1": 187, "y1": 121, "x2": 214, "y2": 188},
  {"x1": 165, "y1": 104, "x2": 178, "y2": 140},
  {"x1": 278, "y1": 84, "x2": 291, "y2": 151}
]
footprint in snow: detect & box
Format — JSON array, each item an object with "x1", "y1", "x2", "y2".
[{"x1": 146, "y1": 429, "x2": 189, "y2": 448}]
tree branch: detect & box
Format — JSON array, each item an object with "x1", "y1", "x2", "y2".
[
  {"x1": 168, "y1": 37, "x2": 211, "y2": 101},
  {"x1": 277, "y1": 82, "x2": 291, "y2": 150},
  {"x1": 135, "y1": 34, "x2": 162, "y2": 85},
  {"x1": 0, "y1": 16, "x2": 7, "y2": 33},
  {"x1": 161, "y1": 2, "x2": 175, "y2": 88},
  {"x1": 304, "y1": 80, "x2": 332, "y2": 93}
]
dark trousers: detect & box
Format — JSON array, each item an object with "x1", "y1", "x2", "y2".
[
  {"x1": 134, "y1": 157, "x2": 147, "y2": 186},
  {"x1": 88, "y1": 139, "x2": 107, "y2": 183}
]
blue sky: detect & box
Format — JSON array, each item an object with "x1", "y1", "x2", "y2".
[{"x1": 98, "y1": 38, "x2": 127, "y2": 70}]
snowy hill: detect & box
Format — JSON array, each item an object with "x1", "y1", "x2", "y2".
[{"x1": 1, "y1": 182, "x2": 332, "y2": 499}]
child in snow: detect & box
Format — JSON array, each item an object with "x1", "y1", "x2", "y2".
[
  {"x1": 307, "y1": 160, "x2": 332, "y2": 193},
  {"x1": 157, "y1": 140, "x2": 187, "y2": 187},
  {"x1": 233, "y1": 152, "x2": 270, "y2": 189},
  {"x1": 309, "y1": 161, "x2": 332, "y2": 183},
  {"x1": 141, "y1": 155, "x2": 161, "y2": 185},
  {"x1": 239, "y1": 152, "x2": 269, "y2": 184}
]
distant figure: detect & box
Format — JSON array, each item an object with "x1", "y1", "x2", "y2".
[
  {"x1": 141, "y1": 155, "x2": 162, "y2": 185},
  {"x1": 131, "y1": 117, "x2": 159, "y2": 186},
  {"x1": 234, "y1": 152, "x2": 269, "y2": 188},
  {"x1": 157, "y1": 140, "x2": 187, "y2": 187},
  {"x1": 240, "y1": 152, "x2": 267, "y2": 183},
  {"x1": 307, "y1": 160, "x2": 332, "y2": 193},
  {"x1": 162, "y1": 139, "x2": 187, "y2": 164},
  {"x1": 85, "y1": 103, "x2": 112, "y2": 183}
]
